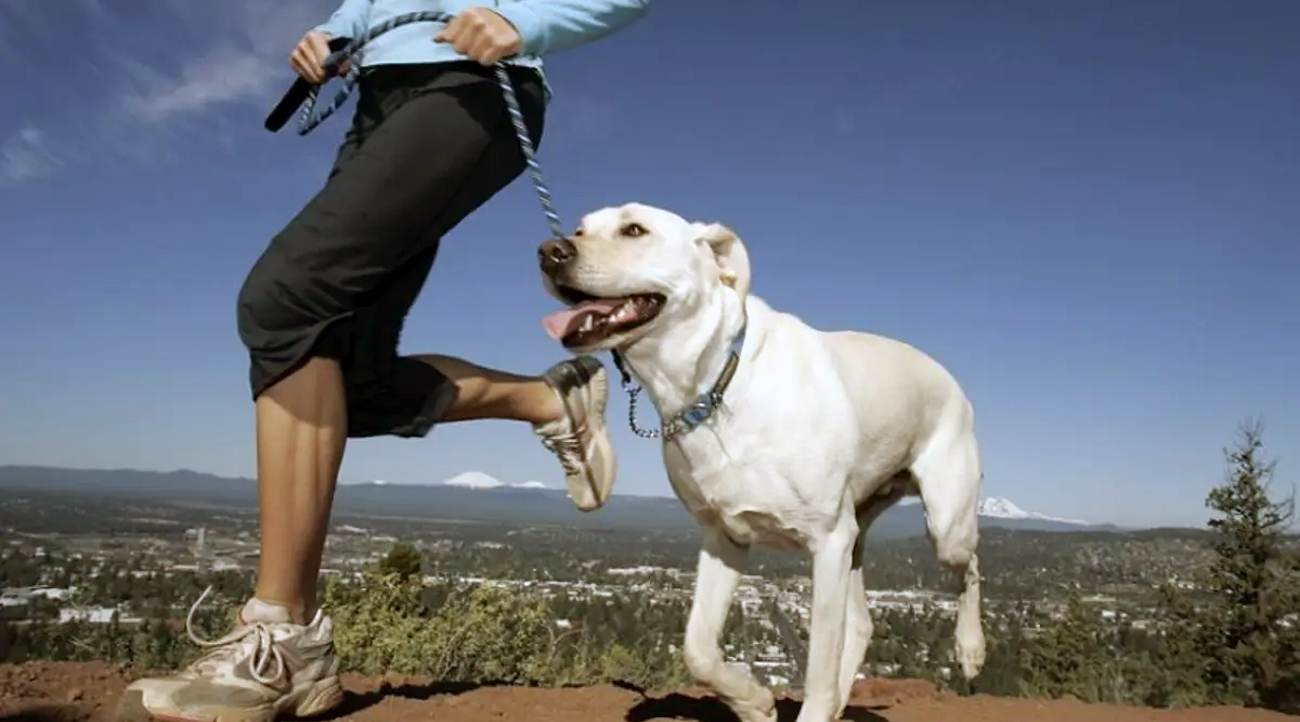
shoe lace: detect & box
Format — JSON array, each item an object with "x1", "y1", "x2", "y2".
[
  {"x1": 183, "y1": 586, "x2": 287, "y2": 686},
  {"x1": 540, "y1": 428, "x2": 585, "y2": 476}
]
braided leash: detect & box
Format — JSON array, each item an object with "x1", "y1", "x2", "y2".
[{"x1": 271, "y1": 10, "x2": 670, "y2": 437}]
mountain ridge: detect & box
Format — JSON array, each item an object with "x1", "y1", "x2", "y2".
[{"x1": 0, "y1": 465, "x2": 1125, "y2": 538}]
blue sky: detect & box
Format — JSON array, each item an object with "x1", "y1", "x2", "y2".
[{"x1": 0, "y1": 0, "x2": 1296, "y2": 529}]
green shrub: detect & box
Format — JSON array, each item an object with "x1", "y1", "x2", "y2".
[{"x1": 324, "y1": 571, "x2": 691, "y2": 689}]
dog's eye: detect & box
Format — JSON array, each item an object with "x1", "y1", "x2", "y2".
[
  {"x1": 621, "y1": 223, "x2": 648, "y2": 238},
  {"x1": 573, "y1": 228, "x2": 584, "y2": 237}
]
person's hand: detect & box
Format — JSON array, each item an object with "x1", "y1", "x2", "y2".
[
  {"x1": 434, "y1": 8, "x2": 522, "y2": 66},
  {"x1": 289, "y1": 30, "x2": 351, "y2": 84}
]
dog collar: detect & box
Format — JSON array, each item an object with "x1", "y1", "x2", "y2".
[{"x1": 611, "y1": 320, "x2": 748, "y2": 440}]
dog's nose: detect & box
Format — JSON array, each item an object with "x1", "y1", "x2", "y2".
[{"x1": 538, "y1": 238, "x2": 576, "y2": 273}]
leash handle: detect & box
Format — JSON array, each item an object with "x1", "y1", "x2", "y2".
[
  {"x1": 263, "y1": 77, "x2": 311, "y2": 132},
  {"x1": 263, "y1": 36, "x2": 353, "y2": 132}
]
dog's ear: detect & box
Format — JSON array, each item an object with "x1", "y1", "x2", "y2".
[{"x1": 694, "y1": 222, "x2": 751, "y2": 300}]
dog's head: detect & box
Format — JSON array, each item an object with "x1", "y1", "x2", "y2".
[{"x1": 537, "y1": 202, "x2": 751, "y2": 354}]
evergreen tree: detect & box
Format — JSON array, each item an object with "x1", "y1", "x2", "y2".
[
  {"x1": 1158, "y1": 421, "x2": 1299, "y2": 711},
  {"x1": 1201, "y1": 421, "x2": 1298, "y2": 709},
  {"x1": 380, "y1": 541, "x2": 424, "y2": 581}
]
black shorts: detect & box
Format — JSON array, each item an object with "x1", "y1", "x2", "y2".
[{"x1": 236, "y1": 62, "x2": 546, "y2": 439}]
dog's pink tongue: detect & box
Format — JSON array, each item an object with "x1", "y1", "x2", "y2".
[{"x1": 542, "y1": 299, "x2": 624, "y2": 341}]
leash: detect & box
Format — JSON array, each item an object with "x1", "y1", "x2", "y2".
[{"x1": 263, "y1": 10, "x2": 739, "y2": 440}]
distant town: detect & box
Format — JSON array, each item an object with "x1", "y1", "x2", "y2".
[{"x1": 0, "y1": 465, "x2": 1239, "y2": 690}]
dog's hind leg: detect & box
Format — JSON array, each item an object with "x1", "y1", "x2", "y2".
[
  {"x1": 684, "y1": 525, "x2": 775, "y2": 722},
  {"x1": 911, "y1": 409, "x2": 986, "y2": 681}
]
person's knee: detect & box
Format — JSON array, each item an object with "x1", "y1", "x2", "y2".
[
  {"x1": 236, "y1": 261, "x2": 287, "y2": 352},
  {"x1": 237, "y1": 259, "x2": 352, "y2": 359},
  {"x1": 236, "y1": 257, "x2": 356, "y2": 402}
]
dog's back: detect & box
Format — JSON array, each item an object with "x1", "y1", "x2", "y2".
[{"x1": 823, "y1": 330, "x2": 971, "y2": 440}]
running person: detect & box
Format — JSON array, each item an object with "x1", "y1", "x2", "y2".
[{"x1": 118, "y1": 1, "x2": 650, "y2": 720}]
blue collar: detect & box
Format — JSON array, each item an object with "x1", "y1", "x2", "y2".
[{"x1": 611, "y1": 320, "x2": 748, "y2": 440}]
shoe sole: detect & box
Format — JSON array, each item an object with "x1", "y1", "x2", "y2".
[{"x1": 115, "y1": 675, "x2": 344, "y2": 722}]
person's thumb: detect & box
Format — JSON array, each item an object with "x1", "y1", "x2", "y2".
[{"x1": 433, "y1": 15, "x2": 458, "y2": 43}]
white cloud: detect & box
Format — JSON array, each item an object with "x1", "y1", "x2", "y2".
[
  {"x1": 0, "y1": 128, "x2": 60, "y2": 187},
  {"x1": 100, "y1": 0, "x2": 318, "y2": 130},
  {"x1": 112, "y1": 46, "x2": 279, "y2": 126},
  {"x1": 0, "y1": 0, "x2": 332, "y2": 186}
]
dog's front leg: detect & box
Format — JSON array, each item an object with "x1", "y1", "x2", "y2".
[
  {"x1": 684, "y1": 525, "x2": 775, "y2": 722},
  {"x1": 795, "y1": 513, "x2": 857, "y2": 722}
]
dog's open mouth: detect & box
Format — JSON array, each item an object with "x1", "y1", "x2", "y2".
[{"x1": 542, "y1": 285, "x2": 666, "y2": 348}]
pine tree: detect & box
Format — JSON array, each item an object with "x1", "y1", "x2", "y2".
[
  {"x1": 1201, "y1": 421, "x2": 1298, "y2": 708},
  {"x1": 380, "y1": 541, "x2": 424, "y2": 581},
  {"x1": 1020, "y1": 586, "x2": 1106, "y2": 701},
  {"x1": 1158, "y1": 420, "x2": 1299, "y2": 711}
]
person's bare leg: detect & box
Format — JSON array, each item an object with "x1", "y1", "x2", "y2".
[
  {"x1": 419, "y1": 353, "x2": 616, "y2": 511},
  {"x1": 253, "y1": 356, "x2": 348, "y2": 624},
  {"x1": 250, "y1": 353, "x2": 569, "y2": 623},
  {"x1": 415, "y1": 354, "x2": 563, "y2": 426}
]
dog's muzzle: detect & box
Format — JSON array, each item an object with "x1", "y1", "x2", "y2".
[{"x1": 538, "y1": 238, "x2": 576, "y2": 277}]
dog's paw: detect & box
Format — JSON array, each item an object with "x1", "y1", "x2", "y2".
[
  {"x1": 955, "y1": 635, "x2": 987, "y2": 680},
  {"x1": 736, "y1": 705, "x2": 778, "y2": 722},
  {"x1": 734, "y1": 686, "x2": 776, "y2": 722}
]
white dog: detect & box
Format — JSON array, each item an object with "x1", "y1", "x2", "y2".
[{"x1": 537, "y1": 203, "x2": 986, "y2": 722}]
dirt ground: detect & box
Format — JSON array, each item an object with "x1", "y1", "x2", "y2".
[{"x1": 0, "y1": 662, "x2": 1292, "y2": 722}]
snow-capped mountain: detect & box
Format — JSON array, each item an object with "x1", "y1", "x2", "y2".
[
  {"x1": 898, "y1": 495, "x2": 1093, "y2": 527},
  {"x1": 978, "y1": 497, "x2": 1089, "y2": 526},
  {"x1": 442, "y1": 471, "x2": 505, "y2": 489},
  {"x1": 441, "y1": 472, "x2": 549, "y2": 490}
]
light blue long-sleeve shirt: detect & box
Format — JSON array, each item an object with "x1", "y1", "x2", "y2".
[{"x1": 314, "y1": 0, "x2": 650, "y2": 78}]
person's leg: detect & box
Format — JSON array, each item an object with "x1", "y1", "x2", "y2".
[
  {"x1": 118, "y1": 64, "x2": 601, "y2": 722},
  {"x1": 246, "y1": 65, "x2": 555, "y2": 623},
  {"x1": 251, "y1": 356, "x2": 347, "y2": 623},
  {"x1": 249, "y1": 353, "x2": 571, "y2": 622},
  {"x1": 416, "y1": 354, "x2": 561, "y2": 424},
  {"x1": 264, "y1": 353, "x2": 567, "y2": 620},
  {"x1": 413, "y1": 351, "x2": 615, "y2": 514}
]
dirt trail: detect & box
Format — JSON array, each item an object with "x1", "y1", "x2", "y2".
[{"x1": 0, "y1": 663, "x2": 1290, "y2": 722}]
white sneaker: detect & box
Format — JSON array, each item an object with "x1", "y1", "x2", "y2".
[
  {"x1": 117, "y1": 590, "x2": 343, "y2": 722},
  {"x1": 534, "y1": 355, "x2": 616, "y2": 512}
]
